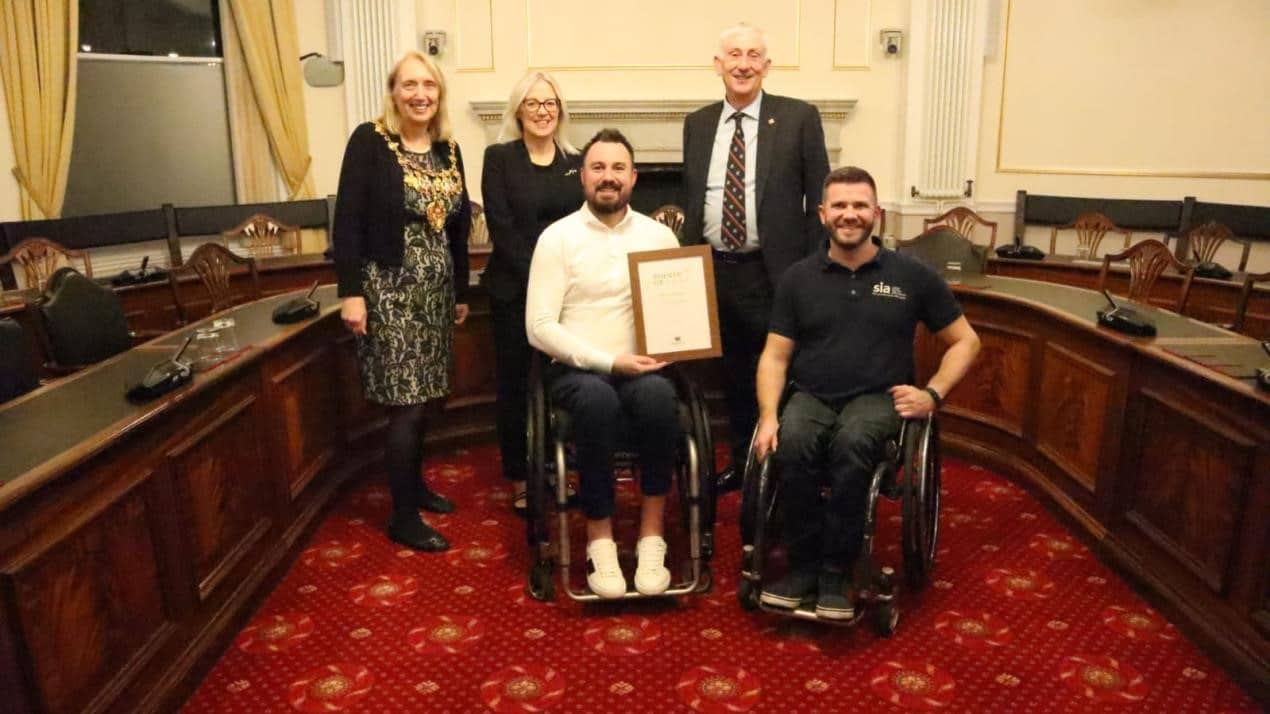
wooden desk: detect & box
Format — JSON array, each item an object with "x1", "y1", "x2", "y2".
[
  {"x1": 989, "y1": 255, "x2": 1270, "y2": 339},
  {"x1": 0, "y1": 286, "x2": 390, "y2": 714},
  {"x1": 920, "y1": 276, "x2": 1269, "y2": 699}
]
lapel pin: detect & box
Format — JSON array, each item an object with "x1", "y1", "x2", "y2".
[{"x1": 768, "y1": 118, "x2": 776, "y2": 126}]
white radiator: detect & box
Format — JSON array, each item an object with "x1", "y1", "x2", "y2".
[
  {"x1": 912, "y1": 0, "x2": 984, "y2": 200},
  {"x1": 335, "y1": 0, "x2": 418, "y2": 135}
]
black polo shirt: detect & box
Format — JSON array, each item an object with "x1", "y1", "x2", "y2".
[{"x1": 769, "y1": 246, "x2": 962, "y2": 403}]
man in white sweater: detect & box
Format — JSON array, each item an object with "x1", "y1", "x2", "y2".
[{"x1": 525, "y1": 129, "x2": 682, "y2": 598}]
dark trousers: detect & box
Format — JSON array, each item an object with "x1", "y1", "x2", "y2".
[
  {"x1": 548, "y1": 365, "x2": 681, "y2": 520},
  {"x1": 491, "y1": 298, "x2": 530, "y2": 482},
  {"x1": 775, "y1": 390, "x2": 900, "y2": 572},
  {"x1": 714, "y1": 257, "x2": 773, "y2": 468}
]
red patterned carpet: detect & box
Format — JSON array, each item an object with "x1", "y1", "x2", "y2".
[{"x1": 183, "y1": 444, "x2": 1258, "y2": 713}]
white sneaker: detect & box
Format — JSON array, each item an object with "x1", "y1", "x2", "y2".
[
  {"x1": 634, "y1": 536, "x2": 671, "y2": 595},
  {"x1": 586, "y1": 538, "x2": 626, "y2": 599}
]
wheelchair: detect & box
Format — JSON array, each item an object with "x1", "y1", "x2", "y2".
[
  {"x1": 735, "y1": 393, "x2": 941, "y2": 637},
  {"x1": 523, "y1": 355, "x2": 718, "y2": 602}
]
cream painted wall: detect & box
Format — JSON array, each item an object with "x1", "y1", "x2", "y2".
[
  {"x1": 974, "y1": 0, "x2": 1270, "y2": 206},
  {"x1": 295, "y1": 0, "x2": 348, "y2": 198},
  {"x1": 4, "y1": 0, "x2": 1267, "y2": 239},
  {"x1": 400, "y1": 0, "x2": 912, "y2": 205}
]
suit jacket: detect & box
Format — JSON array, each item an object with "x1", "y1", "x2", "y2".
[
  {"x1": 681, "y1": 93, "x2": 829, "y2": 282},
  {"x1": 479, "y1": 140, "x2": 582, "y2": 303}
]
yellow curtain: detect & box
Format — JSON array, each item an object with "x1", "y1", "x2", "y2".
[
  {"x1": 221, "y1": 0, "x2": 279, "y2": 203},
  {"x1": 0, "y1": 0, "x2": 78, "y2": 220},
  {"x1": 226, "y1": 0, "x2": 314, "y2": 200}
]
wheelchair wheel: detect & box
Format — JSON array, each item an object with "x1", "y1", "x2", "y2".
[
  {"x1": 901, "y1": 417, "x2": 941, "y2": 589},
  {"x1": 527, "y1": 558, "x2": 555, "y2": 602},
  {"x1": 738, "y1": 454, "x2": 776, "y2": 610},
  {"x1": 873, "y1": 601, "x2": 899, "y2": 637},
  {"x1": 737, "y1": 577, "x2": 759, "y2": 611},
  {"x1": 524, "y1": 359, "x2": 550, "y2": 548}
]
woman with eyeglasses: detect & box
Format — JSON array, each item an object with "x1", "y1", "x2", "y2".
[{"x1": 480, "y1": 71, "x2": 583, "y2": 516}]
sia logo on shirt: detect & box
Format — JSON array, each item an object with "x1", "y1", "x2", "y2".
[{"x1": 872, "y1": 282, "x2": 908, "y2": 301}]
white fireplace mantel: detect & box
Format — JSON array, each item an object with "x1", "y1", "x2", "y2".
[{"x1": 469, "y1": 98, "x2": 858, "y2": 163}]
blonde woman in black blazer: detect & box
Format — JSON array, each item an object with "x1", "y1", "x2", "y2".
[
  {"x1": 333, "y1": 51, "x2": 471, "y2": 552},
  {"x1": 480, "y1": 71, "x2": 582, "y2": 515}
]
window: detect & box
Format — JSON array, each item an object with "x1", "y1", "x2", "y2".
[
  {"x1": 63, "y1": 0, "x2": 234, "y2": 219},
  {"x1": 79, "y1": 0, "x2": 221, "y2": 58}
]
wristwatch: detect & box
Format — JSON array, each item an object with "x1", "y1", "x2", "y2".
[{"x1": 924, "y1": 386, "x2": 943, "y2": 410}]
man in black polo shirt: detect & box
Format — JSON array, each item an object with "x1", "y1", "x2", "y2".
[{"x1": 752, "y1": 166, "x2": 981, "y2": 619}]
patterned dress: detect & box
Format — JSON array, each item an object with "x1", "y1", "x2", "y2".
[{"x1": 357, "y1": 123, "x2": 464, "y2": 405}]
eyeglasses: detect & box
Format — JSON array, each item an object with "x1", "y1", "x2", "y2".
[{"x1": 522, "y1": 98, "x2": 560, "y2": 114}]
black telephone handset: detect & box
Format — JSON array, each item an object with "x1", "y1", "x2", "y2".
[
  {"x1": 1258, "y1": 341, "x2": 1270, "y2": 391},
  {"x1": 1097, "y1": 290, "x2": 1157, "y2": 337},
  {"x1": 126, "y1": 337, "x2": 194, "y2": 403},
  {"x1": 272, "y1": 281, "x2": 321, "y2": 324}
]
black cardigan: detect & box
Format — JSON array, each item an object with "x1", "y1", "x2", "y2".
[
  {"x1": 479, "y1": 140, "x2": 582, "y2": 302},
  {"x1": 332, "y1": 121, "x2": 471, "y2": 300}
]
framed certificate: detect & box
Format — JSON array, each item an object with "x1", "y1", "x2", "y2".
[{"x1": 627, "y1": 245, "x2": 722, "y2": 361}]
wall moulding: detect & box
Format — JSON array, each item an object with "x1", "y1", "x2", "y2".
[{"x1": 469, "y1": 98, "x2": 858, "y2": 163}]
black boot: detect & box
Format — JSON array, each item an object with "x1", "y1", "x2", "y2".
[
  {"x1": 387, "y1": 514, "x2": 450, "y2": 552},
  {"x1": 417, "y1": 487, "x2": 455, "y2": 514}
]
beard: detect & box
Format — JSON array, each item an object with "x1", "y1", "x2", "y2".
[
  {"x1": 826, "y1": 217, "x2": 875, "y2": 251},
  {"x1": 586, "y1": 181, "x2": 630, "y2": 216}
]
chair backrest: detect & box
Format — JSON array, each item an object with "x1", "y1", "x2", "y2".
[
  {"x1": 0, "y1": 237, "x2": 92, "y2": 290},
  {"x1": 1049, "y1": 212, "x2": 1132, "y2": 258},
  {"x1": 897, "y1": 226, "x2": 988, "y2": 275},
  {"x1": 0, "y1": 316, "x2": 39, "y2": 403},
  {"x1": 1097, "y1": 238, "x2": 1195, "y2": 312},
  {"x1": 923, "y1": 206, "x2": 998, "y2": 249},
  {"x1": 650, "y1": 204, "x2": 685, "y2": 237},
  {"x1": 168, "y1": 242, "x2": 261, "y2": 324},
  {"x1": 37, "y1": 268, "x2": 133, "y2": 369},
  {"x1": 221, "y1": 213, "x2": 300, "y2": 259},
  {"x1": 1183, "y1": 220, "x2": 1251, "y2": 271},
  {"x1": 1231, "y1": 271, "x2": 1270, "y2": 334},
  {"x1": 469, "y1": 202, "x2": 491, "y2": 248}
]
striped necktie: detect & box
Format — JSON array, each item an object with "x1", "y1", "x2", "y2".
[{"x1": 721, "y1": 112, "x2": 747, "y2": 251}]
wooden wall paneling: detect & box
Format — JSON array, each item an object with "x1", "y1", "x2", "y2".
[
  {"x1": 1238, "y1": 445, "x2": 1270, "y2": 638},
  {"x1": 941, "y1": 320, "x2": 1033, "y2": 437},
  {"x1": 446, "y1": 295, "x2": 496, "y2": 410},
  {"x1": 1, "y1": 463, "x2": 172, "y2": 714},
  {"x1": 0, "y1": 588, "x2": 34, "y2": 714},
  {"x1": 262, "y1": 322, "x2": 340, "y2": 501},
  {"x1": 1034, "y1": 339, "x2": 1122, "y2": 500},
  {"x1": 164, "y1": 376, "x2": 272, "y2": 603},
  {"x1": 334, "y1": 331, "x2": 387, "y2": 448},
  {"x1": 1119, "y1": 385, "x2": 1259, "y2": 596}
]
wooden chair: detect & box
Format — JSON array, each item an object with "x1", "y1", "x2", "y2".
[
  {"x1": 923, "y1": 206, "x2": 999, "y2": 249},
  {"x1": 650, "y1": 204, "x2": 685, "y2": 237},
  {"x1": 1185, "y1": 220, "x2": 1252, "y2": 272},
  {"x1": 0, "y1": 237, "x2": 92, "y2": 290},
  {"x1": 222, "y1": 213, "x2": 300, "y2": 258},
  {"x1": 1049, "y1": 212, "x2": 1132, "y2": 259},
  {"x1": 1231, "y1": 271, "x2": 1270, "y2": 334},
  {"x1": 168, "y1": 243, "x2": 261, "y2": 325},
  {"x1": 469, "y1": 202, "x2": 491, "y2": 248},
  {"x1": 1097, "y1": 238, "x2": 1195, "y2": 313}
]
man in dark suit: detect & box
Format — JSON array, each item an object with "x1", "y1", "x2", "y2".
[{"x1": 681, "y1": 23, "x2": 830, "y2": 491}]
